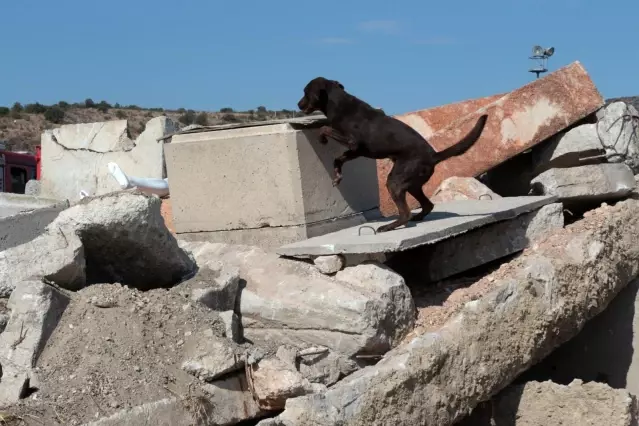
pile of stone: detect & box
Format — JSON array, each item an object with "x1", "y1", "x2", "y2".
[
  {"x1": 529, "y1": 100, "x2": 639, "y2": 206},
  {"x1": 0, "y1": 190, "x2": 636, "y2": 425},
  {"x1": 2, "y1": 62, "x2": 639, "y2": 425}
]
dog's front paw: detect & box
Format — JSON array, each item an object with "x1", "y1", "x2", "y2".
[
  {"x1": 332, "y1": 176, "x2": 342, "y2": 187},
  {"x1": 319, "y1": 135, "x2": 329, "y2": 145}
]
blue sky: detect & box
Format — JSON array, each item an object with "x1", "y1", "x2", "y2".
[{"x1": 1, "y1": 0, "x2": 637, "y2": 115}]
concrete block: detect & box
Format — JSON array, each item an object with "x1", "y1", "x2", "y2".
[
  {"x1": 430, "y1": 176, "x2": 501, "y2": 203},
  {"x1": 596, "y1": 101, "x2": 639, "y2": 173},
  {"x1": 424, "y1": 203, "x2": 564, "y2": 281},
  {"x1": 522, "y1": 278, "x2": 639, "y2": 397},
  {"x1": 393, "y1": 94, "x2": 504, "y2": 141},
  {"x1": 464, "y1": 380, "x2": 637, "y2": 426},
  {"x1": 313, "y1": 255, "x2": 345, "y2": 274},
  {"x1": 176, "y1": 212, "x2": 372, "y2": 251},
  {"x1": 40, "y1": 117, "x2": 176, "y2": 202},
  {"x1": 0, "y1": 206, "x2": 66, "y2": 252},
  {"x1": 0, "y1": 192, "x2": 68, "y2": 219},
  {"x1": 0, "y1": 280, "x2": 70, "y2": 405},
  {"x1": 84, "y1": 398, "x2": 194, "y2": 426},
  {"x1": 264, "y1": 199, "x2": 639, "y2": 426},
  {"x1": 533, "y1": 123, "x2": 605, "y2": 170},
  {"x1": 378, "y1": 61, "x2": 605, "y2": 216},
  {"x1": 277, "y1": 196, "x2": 556, "y2": 257},
  {"x1": 164, "y1": 120, "x2": 379, "y2": 246},
  {"x1": 531, "y1": 163, "x2": 635, "y2": 202}
]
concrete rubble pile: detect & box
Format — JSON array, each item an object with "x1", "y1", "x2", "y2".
[{"x1": 0, "y1": 62, "x2": 638, "y2": 425}]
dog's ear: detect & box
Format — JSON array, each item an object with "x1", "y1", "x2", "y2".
[{"x1": 335, "y1": 81, "x2": 344, "y2": 90}]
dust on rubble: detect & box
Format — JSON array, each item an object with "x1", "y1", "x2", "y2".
[
  {"x1": 7, "y1": 282, "x2": 236, "y2": 426},
  {"x1": 405, "y1": 201, "x2": 618, "y2": 342}
]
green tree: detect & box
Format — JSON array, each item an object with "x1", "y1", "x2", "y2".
[
  {"x1": 179, "y1": 110, "x2": 196, "y2": 125},
  {"x1": 57, "y1": 101, "x2": 70, "y2": 109},
  {"x1": 11, "y1": 102, "x2": 23, "y2": 113},
  {"x1": 195, "y1": 112, "x2": 209, "y2": 126},
  {"x1": 96, "y1": 101, "x2": 111, "y2": 113},
  {"x1": 256, "y1": 106, "x2": 267, "y2": 113},
  {"x1": 221, "y1": 113, "x2": 238, "y2": 122},
  {"x1": 24, "y1": 103, "x2": 47, "y2": 114},
  {"x1": 85, "y1": 98, "x2": 95, "y2": 108},
  {"x1": 44, "y1": 106, "x2": 65, "y2": 124},
  {"x1": 220, "y1": 107, "x2": 234, "y2": 113}
]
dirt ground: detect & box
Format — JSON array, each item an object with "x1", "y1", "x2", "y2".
[{"x1": 7, "y1": 282, "x2": 235, "y2": 426}]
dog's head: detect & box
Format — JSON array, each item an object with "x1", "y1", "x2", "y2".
[{"x1": 298, "y1": 77, "x2": 344, "y2": 114}]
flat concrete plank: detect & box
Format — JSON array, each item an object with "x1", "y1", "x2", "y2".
[{"x1": 276, "y1": 196, "x2": 557, "y2": 256}]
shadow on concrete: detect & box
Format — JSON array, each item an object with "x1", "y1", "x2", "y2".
[
  {"x1": 515, "y1": 279, "x2": 637, "y2": 390},
  {"x1": 300, "y1": 129, "x2": 380, "y2": 219}
]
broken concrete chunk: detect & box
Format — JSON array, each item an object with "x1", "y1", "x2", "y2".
[
  {"x1": 596, "y1": 101, "x2": 639, "y2": 173},
  {"x1": 219, "y1": 310, "x2": 242, "y2": 343},
  {"x1": 378, "y1": 61, "x2": 604, "y2": 215},
  {"x1": 181, "y1": 329, "x2": 244, "y2": 382},
  {"x1": 200, "y1": 374, "x2": 267, "y2": 425},
  {"x1": 265, "y1": 199, "x2": 639, "y2": 426},
  {"x1": 313, "y1": 255, "x2": 344, "y2": 274},
  {"x1": 0, "y1": 280, "x2": 70, "y2": 405},
  {"x1": 24, "y1": 179, "x2": 41, "y2": 196},
  {"x1": 181, "y1": 242, "x2": 415, "y2": 357},
  {"x1": 52, "y1": 192, "x2": 196, "y2": 290},
  {"x1": 534, "y1": 123, "x2": 605, "y2": 169},
  {"x1": 183, "y1": 264, "x2": 240, "y2": 311},
  {"x1": 488, "y1": 380, "x2": 637, "y2": 426},
  {"x1": 531, "y1": 163, "x2": 635, "y2": 203},
  {"x1": 247, "y1": 354, "x2": 320, "y2": 411},
  {"x1": 0, "y1": 228, "x2": 85, "y2": 297},
  {"x1": 431, "y1": 176, "x2": 501, "y2": 203},
  {"x1": 298, "y1": 350, "x2": 359, "y2": 387},
  {"x1": 421, "y1": 203, "x2": 564, "y2": 281},
  {"x1": 84, "y1": 397, "x2": 194, "y2": 426},
  {"x1": 40, "y1": 116, "x2": 177, "y2": 202}
]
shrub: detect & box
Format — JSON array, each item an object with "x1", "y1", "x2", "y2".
[
  {"x1": 126, "y1": 105, "x2": 141, "y2": 110},
  {"x1": 256, "y1": 106, "x2": 267, "y2": 113},
  {"x1": 57, "y1": 101, "x2": 70, "y2": 109},
  {"x1": 44, "y1": 106, "x2": 65, "y2": 124},
  {"x1": 24, "y1": 103, "x2": 47, "y2": 114},
  {"x1": 114, "y1": 103, "x2": 121, "y2": 108},
  {"x1": 96, "y1": 101, "x2": 111, "y2": 113},
  {"x1": 115, "y1": 110, "x2": 127, "y2": 119},
  {"x1": 177, "y1": 108, "x2": 186, "y2": 113},
  {"x1": 179, "y1": 110, "x2": 196, "y2": 125},
  {"x1": 195, "y1": 112, "x2": 209, "y2": 126},
  {"x1": 221, "y1": 113, "x2": 238, "y2": 122},
  {"x1": 220, "y1": 107, "x2": 234, "y2": 113},
  {"x1": 0, "y1": 107, "x2": 9, "y2": 116},
  {"x1": 85, "y1": 98, "x2": 95, "y2": 108},
  {"x1": 11, "y1": 102, "x2": 23, "y2": 113}
]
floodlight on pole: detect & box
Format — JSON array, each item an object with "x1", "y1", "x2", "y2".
[{"x1": 528, "y1": 45, "x2": 555, "y2": 79}]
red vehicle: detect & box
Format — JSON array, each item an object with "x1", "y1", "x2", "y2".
[{"x1": 0, "y1": 144, "x2": 39, "y2": 194}]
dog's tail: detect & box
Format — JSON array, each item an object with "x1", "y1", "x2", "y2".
[{"x1": 432, "y1": 114, "x2": 488, "y2": 163}]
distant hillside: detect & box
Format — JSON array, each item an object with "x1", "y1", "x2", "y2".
[{"x1": 0, "y1": 100, "x2": 302, "y2": 152}]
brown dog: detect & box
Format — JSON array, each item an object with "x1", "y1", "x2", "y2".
[{"x1": 298, "y1": 77, "x2": 488, "y2": 233}]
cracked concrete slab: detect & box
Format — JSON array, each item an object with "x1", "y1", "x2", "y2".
[
  {"x1": 276, "y1": 196, "x2": 557, "y2": 256},
  {"x1": 40, "y1": 117, "x2": 176, "y2": 202}
]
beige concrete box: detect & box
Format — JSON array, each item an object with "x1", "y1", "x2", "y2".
[{"x1": 164, "y1": 118, "x2": 380, "y2": 248}]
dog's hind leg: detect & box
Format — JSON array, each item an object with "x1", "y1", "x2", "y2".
[
  {"x1": 332, "y1": 149, "x2": 362, "y2": 186},
  {"x1": 377, "y1": 164, "x2": 411, "y2": 233},
  {"x1": 408, "y1": 186, "x2": 434, "y2": 222}
]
